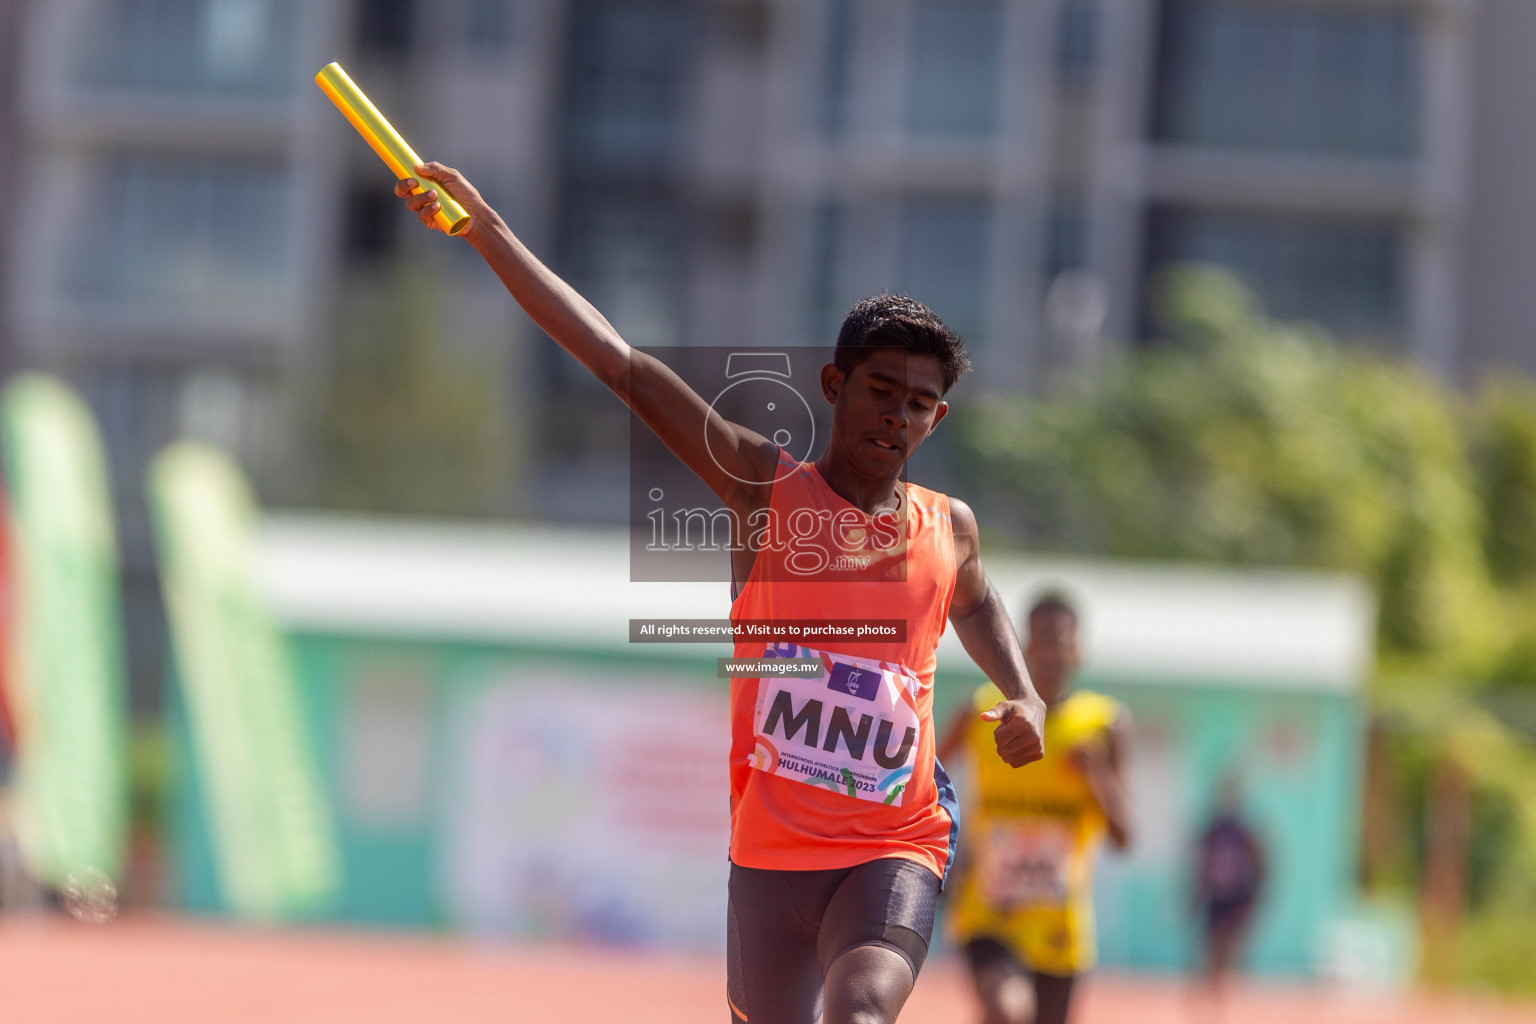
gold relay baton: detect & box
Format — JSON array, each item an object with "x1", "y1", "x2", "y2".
[{"x1": 315, "y1": 61, "x2": 470, "y2": 236}]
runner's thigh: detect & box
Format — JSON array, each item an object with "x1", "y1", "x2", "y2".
[
  {"x1": 816, "y1": 858, "x2": 939, "y2": 979},
  {"x1": 727, "y1": 863, "x2": 832, "y2": 1024}
]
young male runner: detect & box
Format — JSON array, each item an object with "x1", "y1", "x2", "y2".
[
  {"x1": 394, "y1": 165, "x2": 1047, "y2": 1024},
  {"x1": 937, "y1": 593, "x2": 1131, "y2": 1024}
]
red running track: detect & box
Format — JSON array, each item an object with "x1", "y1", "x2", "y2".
[{"x1": 2, "y1": 917, "x2": 1533, "y2": 1024}]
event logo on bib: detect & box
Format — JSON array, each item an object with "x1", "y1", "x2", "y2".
[
  {"x1": 749, "y1": 643, "x2": 922, "y2": 805},
  {"x1": 828, "y1": 663, "x2": 880, "y2": 701}
]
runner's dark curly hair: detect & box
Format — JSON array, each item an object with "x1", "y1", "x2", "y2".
[
  {"x1": 834, "y1": 294, "x2": 972, "y2": 393},
  {"x1": 1028, "y1": 589, "x2": 1079, "y2": 625}
]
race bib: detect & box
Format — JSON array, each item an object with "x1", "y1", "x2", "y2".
[
  {"x1": 747, "y1": 642, "x2": 923, "y2": 807},
  {"x1": 977, "y1": 821, "x2": 1074, "y2": 908}
]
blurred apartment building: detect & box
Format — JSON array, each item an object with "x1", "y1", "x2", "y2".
[{"x1": 5, "y1": 0, "x2": 1536, "y2": 704}]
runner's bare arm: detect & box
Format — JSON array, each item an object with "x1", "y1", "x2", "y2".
[
  {"x1": 946, "y1": 498, "x2": 1045, "y2": 767},
  {"x1": 1074, "y1": 713, "x2": 1134, "y2": 849},
  {"x1": 396, "y1": 163, "x2": 778, "y2": 506}
]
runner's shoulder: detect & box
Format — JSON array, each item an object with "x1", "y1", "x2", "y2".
[
  {"x1": 942, "y1": 492, "x2": 972, "y2": 524},
  {"x1": 944, "y1": 494, "x2": 977, "y2": 557},
  {"x1": 1062, "y1": 689, "x2": 1128, "y2": 733},
  {"x1": 727, "y1": 443, "x2": 794, "y2": 511}
]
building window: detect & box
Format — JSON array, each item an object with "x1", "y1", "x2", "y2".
[
  {"x1": 1145, "y1": 206, "x2": 1405, "y2": 342},
  {"x1": 899, "y1": 199, "x2": 993, "y2": 347},
  {"x1": 809, "y1": 200, "x2": 848, "y2": 341},
  {"x1": 559, "y1": 185, "x2": 685, "y2": 352},
  {"x1": 820, "y1": 0, "x2": 855, "y2": 138},
  {"x1": 906, "y1": 0, "x2": 1003, "y2": 137},
  {"x1": 563, "y1": 0, "x2": 698, "y2": 176},
  {"x1": 66, "y1": 156, "x2": 289, "y2": 310},
  {"x1": 545, "y1": 0, "x2": 699, "y2": 462},
  {"x1": 73, "y1": 0, "x2": 297, "y2": 97},
  {"x1": 343, "y1": 181, "x2": 400, "y2": 265},
  {"x1": 1045, "y1": 197, "x2": 1088, "y2": 280},
  {"x1": 1153, "y1": 0, "x2": 1420, "y2": 157},
  {"x1": 1056, "y1": 0, "x2": 1098, "y2": 83},
  {"x1": 556, "y1": 0, "x2": 697, "y2": 344}
]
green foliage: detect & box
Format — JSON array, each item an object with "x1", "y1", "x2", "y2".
[
  {"x1": 1470, "y1": 377, "x2": 1536, "y2": 588},
  {"x1": 955, "y1": 266, "x2": 1499, "y2": 671},
  {"x1": 1466, "y1": 382, "x2": 1536, "y2": 687},
  {"x1": 1455, "y1": 899, "x2": 1536, "y2": 993},
  {"x1": 1405, "y1": 689, "x2": 1536, "y2": 993},
  {"x1": 321, "y1": 260, "x2": 508, "y2": 516}
]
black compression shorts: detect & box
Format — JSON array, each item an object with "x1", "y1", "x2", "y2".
[{"x1": 726, "y1": 857, "x2": 939, "y2": 1024}]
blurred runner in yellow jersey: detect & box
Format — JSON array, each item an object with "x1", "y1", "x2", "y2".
[{"x1": 937, "y1": 592, "x2": 1133, "y2": 1024}]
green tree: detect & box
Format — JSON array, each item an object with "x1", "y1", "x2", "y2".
[
  {"x1": 1466, "y1": 379, "x2": 1536, "y2": 687},
  {"x1": 954, "y1": 266, "x2": 1500, "y2": 672},
  {"x1": 1469, "y1": 377, "x2": 1536, "y2": 588},
  {"x1": 321, "y1": 260, "x2": 508, "y2": 517}
]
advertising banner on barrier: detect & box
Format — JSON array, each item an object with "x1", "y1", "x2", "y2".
[
  {"x1": 0, "y1": 375, "x2": 128, "y2": 891},
  {"x1": 439, "y1": 672, "x2": 731, "y2": 947},
  {"x1": 149, "y1": 442, "x2": 340, "y2": 919}
]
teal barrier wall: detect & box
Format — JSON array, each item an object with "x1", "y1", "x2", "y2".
[
  {"x1": 169, "y1": 635, "x2": 730, "y2": 932},
  {"x1": 1073, "y1": 677, "x2": 1363, "y2": 975},
  {"x1": 169, "y1": 632, "x2": 1363, "y2": 975}
]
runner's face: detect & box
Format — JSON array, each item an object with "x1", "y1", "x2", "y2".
[
  {"x1": 1025, "y1": 610, "x2": 1079, "y2": 706},
  {"x1": 821, "y1": 350, "x2": 949, "y2": 475}
]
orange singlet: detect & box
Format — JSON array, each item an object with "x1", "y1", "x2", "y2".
[{"x1": 728, "y1": 454, "x2": 961, "y2": 880}]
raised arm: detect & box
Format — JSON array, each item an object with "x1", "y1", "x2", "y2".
[
  {"x1": 946, "y1": 498, "x2": 1045, "y2": 767},
  {"x1": 397, "y1": 163, "x2": 778, "y2": 507}
]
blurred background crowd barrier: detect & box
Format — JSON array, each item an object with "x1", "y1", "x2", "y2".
[{"x1": 2, "y1": 0, "x2": 1536, "y2": 1002}]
